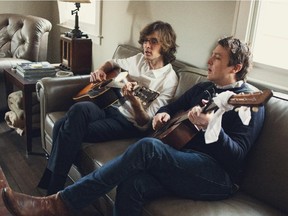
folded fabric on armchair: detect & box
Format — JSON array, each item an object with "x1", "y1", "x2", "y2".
[
  {"x1": 4, "y1": 110, "x2": 40, "y2": 136},
  {"x1": 8, "y1": 90, "x2": 39, "y2": 111},
  {"x1": 5, "y1": 90, "x2": 41, "y2": 136},
  {"x1": 4, "y1": 110, "x2": 25, "y2": 136}
]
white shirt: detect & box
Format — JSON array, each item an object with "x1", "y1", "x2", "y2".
[{"x1": 111, "y1": 53, "x2": 178, "y2": 130}]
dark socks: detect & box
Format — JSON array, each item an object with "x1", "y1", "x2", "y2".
[
  {"x1": 37, "y1": 168, "x2": 52, "y2": 190},
  {"x1": 46, "y1": 173, "x2": 67, "y2": 195},
  {"x1": 37, "y1": 168, "x2": 67, "y2": 195}
]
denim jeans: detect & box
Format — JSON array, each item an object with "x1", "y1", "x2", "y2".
[
  {"x1": 61, "y1": 137, "x2": 234, "y2": 216},
  {"x1": 47, "y1": 101, "x2": 143, "y2": 177}
]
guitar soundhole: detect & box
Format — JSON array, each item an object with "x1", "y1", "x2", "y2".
[{"x1": 88, "y1": 87, "x2": 107, "y2": 97}]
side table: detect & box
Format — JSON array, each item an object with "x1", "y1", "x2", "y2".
[
  {"x1": 60, "y1": 35, "x2": 92, "y2": 75},
  {"x1": 4, "y1": 68, "x2": 40, "y2": 155}
]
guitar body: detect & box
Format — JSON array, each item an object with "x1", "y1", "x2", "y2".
[
  {"x1": 152, "y1": 118, "x2": 199, "y2": 149},
  {"x1": 73, "y1": 69, "x2": 122, "y2": 108},
  {"x1": 73, "y1": 69, "x2": 160, "y2": 109},
  {"x1": 152, "y1": 89, "x2": 273, "y2": 150},
  {"x1": 73, "y1": 81, "x2": 120, "y2": 109},
  {"x1": 73, "y1": 82, "x2": 96, "y2": 101}
]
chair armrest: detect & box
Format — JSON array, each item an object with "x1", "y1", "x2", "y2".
[
  {"x1": 36, "y1": 75, "x2": 90, "y2": 114},
  {"x1": 36, "y1": 75, "x2": 89, "y2": 154}
]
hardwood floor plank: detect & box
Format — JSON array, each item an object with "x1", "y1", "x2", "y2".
[
  {"x1": 0, "y1": 121, "x2": 46, "y2": 196},
  {"x1": 0, "y1": 120, "x2": 102, "y2": 215}
]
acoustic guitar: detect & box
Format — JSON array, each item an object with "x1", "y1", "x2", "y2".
[
  {"x1": 152, "y1": 89, "x2": 273, "y2": 149},
  {"x1": 73, "y1": 71, "x2": 160, "y2": 109}
]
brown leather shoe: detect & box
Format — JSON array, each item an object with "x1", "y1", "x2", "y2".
[
  {"x1": 2, "y1": 187, "x2": 72, "y2": 216},
  {"x1": 0, "y1": 168, "x2": 9, "y2": 190}
]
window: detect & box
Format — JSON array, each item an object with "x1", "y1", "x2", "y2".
[
  {"x1": 57, "y1": 0, "x2": 102, "y2": 44},
  {"x1": 252, "y1": 1, "x2": 288, "y2": 70},
  {"x1": 234, "y1": 0, "x2": 288, "y2": 93}
]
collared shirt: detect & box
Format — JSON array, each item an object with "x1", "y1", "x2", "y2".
[
  {"x1": 215, "y1": 80, "x2": 244, "y2": 90},
  {"x1": 111, "y1": 53, "x2": 179, "y2": 130}
]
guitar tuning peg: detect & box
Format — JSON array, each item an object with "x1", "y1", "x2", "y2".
[{"x1": 252, "y1": 107, "x2": 259, "y2": 112}]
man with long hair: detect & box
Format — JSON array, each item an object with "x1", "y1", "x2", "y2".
[{"x1": 37, "y1": 20, "x2": 179, "y2": 195}]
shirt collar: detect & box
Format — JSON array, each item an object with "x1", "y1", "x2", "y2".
[
  {"x1": 215, "y1": 80, "x2": 244, "y2": 90},
  {"x1": 146, "y1": 63, "x2": 171, "y2": 79}
]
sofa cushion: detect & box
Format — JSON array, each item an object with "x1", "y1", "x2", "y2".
[
  {"x1": 78, "y1": 138, "x2": 139, "y2": 175},
  {"x1": 174, "y1": 66, "x2": 207, "y2": 99},
  {"x1": 241, "y1": 94, "x2": 288, "y2": 213},
  {"x1": 0, "y1": 50, "x2": 12, "y2": 58},
  {"x1": 143, "y1": 192, "x2": 285, "y2": 216},
  {"x1": 112, "y1": 44, "x2": 141, "y2": 59}
]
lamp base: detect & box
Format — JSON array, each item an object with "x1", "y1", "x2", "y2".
[{"x1": 65, "y1": 28, "x2": 88, "y2": 38}]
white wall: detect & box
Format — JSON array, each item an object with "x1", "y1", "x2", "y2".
[
  {"x1": 94, "y1": 1, "x2": 237, "y2": 71},
  {"x1": 0, "y1": 1, "x2": 237, "y2": 72}
]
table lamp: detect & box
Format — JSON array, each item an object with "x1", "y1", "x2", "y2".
[{"x1": 60, "y1": 0, "x2": 91, "y2": 38}]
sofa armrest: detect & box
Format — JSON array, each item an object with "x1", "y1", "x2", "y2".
[
  {"x1": 36, "y1": 75, "x2": 89, "y2": 155},
  {"x1": 36, "y1": 75, "x2": 89, "y2": 114}
]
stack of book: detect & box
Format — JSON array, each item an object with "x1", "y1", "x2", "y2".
[{"x1": 16, "y1": 61, "x2": 56, "y2": 79}]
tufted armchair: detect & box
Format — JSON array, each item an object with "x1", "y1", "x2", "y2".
[{"x1": 0, "y1": 13, "x2": 52, "y2": 112}]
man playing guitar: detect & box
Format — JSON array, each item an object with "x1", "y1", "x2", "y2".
[{"x1": 36, "y1": 21, "x2": 179, "y2": 196}]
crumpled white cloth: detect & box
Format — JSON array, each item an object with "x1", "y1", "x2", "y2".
[{"x1": 205, "y1": 91, "x2": 252, "y2": 144}]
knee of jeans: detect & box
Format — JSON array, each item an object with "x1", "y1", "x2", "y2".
[
  {"x1": 69, "y1": 101, "x2": 90, "y2": 112},
  {"x1": 134, "y1": 137, "x2": 164, "y2": 152},
  {"x1": 68, "y1": 101, "x2": 99, "y2": 117},
  {"x1": 67, "y1": 102, "x2": 82, "y2": 115}
]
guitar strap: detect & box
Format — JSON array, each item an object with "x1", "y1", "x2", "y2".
[
  {"x1": 110, "y1": 88, "x2": 126, "y2": 107},
  {"x1": 115, "y1": 97, "x2": 127, "y2": 107},
  {"x1": 200, "y1": 84, "x2": 217, "y2": 112}
]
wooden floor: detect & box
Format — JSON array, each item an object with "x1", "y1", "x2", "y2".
[
  {"x1": 0, "y1": 119, "x2": 47, "y2": 197},
  {"x1": 0, "y1": 118, "x2": 102, "y2": 215}
]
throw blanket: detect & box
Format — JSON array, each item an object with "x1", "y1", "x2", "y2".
[
  {"x1": 4, "y1": 90, "x2": 40, "y2": 136},
  {"x1": 7, "y1": 90, "x2": 39, "y2": 112}
]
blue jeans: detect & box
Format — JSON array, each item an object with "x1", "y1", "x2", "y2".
[
  {"x1": 47, "y1": 101, "x2": 143, "y2": 177},
  {"x1": 60, "y1": 137, "x2": 234, "y2": 216}
]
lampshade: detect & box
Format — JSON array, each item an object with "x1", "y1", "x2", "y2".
[{"x1": 60, "y1": 0, "x2": 91, "y2": 3}]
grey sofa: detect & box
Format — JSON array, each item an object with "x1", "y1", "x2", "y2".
[
  {"x1": 36, "y1": 44, "x2": 288, "y2": 216},
  {"x1": 0, "y1": 13, "x2": 52, "y2": 112}
]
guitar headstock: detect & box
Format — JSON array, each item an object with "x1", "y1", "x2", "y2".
[{"x1": 228, "y1": 89, "x2": 273, "y2": 107}]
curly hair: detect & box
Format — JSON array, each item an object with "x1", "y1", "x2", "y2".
[
  {"x1": 218, "y1": 36, "x2": 252, "y2": 81},
  {"x1": 138, "y1": 21, "x2": 178, "y2": 65}
]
